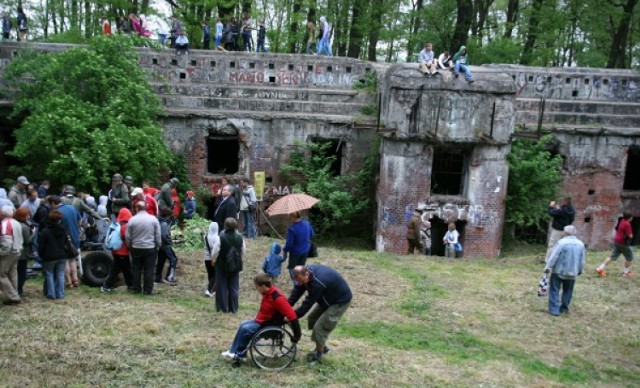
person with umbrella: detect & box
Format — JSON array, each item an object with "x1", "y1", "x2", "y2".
[{"x1": 283, "y1": 211, "x2": 314, "y2": 284}]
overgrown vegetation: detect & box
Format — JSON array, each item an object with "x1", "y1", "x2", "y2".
[
  {"x1": 505, "y1": 135, "x2": 563, "y2": 232},
  {"x1": 280, "y1": 138, "x2": 378, "y2": 238},
  {"x1": 5, "y1": 35, "x2": 173, "y2": 193},
  {"x1": 353, "y1": 72, "x2": 378, "y2": 94}
]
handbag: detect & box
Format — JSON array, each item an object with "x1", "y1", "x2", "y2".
[
  {"x1": 454, "y1": 242, "x2": 463, "y2": 252},
  {"x1": 64, "y1": 233, "x2": 79, "y2": 258},
  {"x1": 307, "y1": 242, "x2": 318, "y2": 258}
]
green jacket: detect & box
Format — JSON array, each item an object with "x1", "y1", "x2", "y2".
[{"x1": 453, "y1": 46, "x2": 469, "y2": 64}]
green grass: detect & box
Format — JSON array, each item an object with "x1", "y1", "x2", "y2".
[{"x1": 1, "y1": 239, "x2": 638, "y2": 386}]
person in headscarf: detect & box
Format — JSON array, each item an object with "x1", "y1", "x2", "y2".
[{"x1": 203, "y1": 222, "x2": 220, "y2": 297}]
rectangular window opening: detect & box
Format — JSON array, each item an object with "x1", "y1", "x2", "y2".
[
  {"x1": 249, "y1": 62, "x2": 255, "y2": 69},
  {"x1": 152, "y1": 58, "x2": 158, "y2": 65},
  {"x1": 327, "y1": 66, "x2": 333, "y2": 73},
  {"x1": 268, "y1": 63, "x2": 275, "y2": 70},
  {"x1": 588, "y1": 189, "x2": 595, "y2": 195},
  {"x1": 528, "y1": 76, "x2": 533, "y2": 82},
  {"x1": 171, "y1": 59, "x2": 178, "y2": 66},
  {"x1": 207, "y1": 137, "x2": 239, "y2": 174},
  {"x1": 584, "y1": 217, "x2": 592, "y2": 223},
  {"x1": 288, "y1": 64, "x2": 294, "y2": 71},
  {"x1": 179, "y1": 72, "x2": 186, "y2": 79},
  {"x1": 269, "y1": 76, "x2": 276, "y2": 83},
  {"x1": 572, "y1": 90, "x2": 578, "y2": 97},
  {"x1": 230, "y1": 61, "x2": 235, "y2": 68},
  {"x1": 584, "y1": 78, "x2": 590, "y2": 85},
  {"x1": 312, "y1": 138, "x2": 344, "y2": 177},
  {"x1": 565, "y1": 78, "x2": 571, "y2": 84},
  {"x1": 346, "y1": 66, "x2": 352, "y2": 73},
  {"x1": 191, "y1": 59, "x2": 197, "y2": 66},
  {"x1": 431, "y1": 150, "x2": 467, "y2": 195},
  {"x1": 307, "y1": 65, "x2": 313, "y2": 72},
  {"x1": 623, "y1": 146, "x2": 640, "y2": 190},
  {"x1": 210, "y1": 60, "x2": 216, "y2": 67}
]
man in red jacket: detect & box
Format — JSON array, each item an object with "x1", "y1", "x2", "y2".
[{"x1": 221, "y1": 273, "x2": 301, "y2": 360}]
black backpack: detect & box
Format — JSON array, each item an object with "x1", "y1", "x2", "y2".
[{"x1": 221, "y1": 233, "x2": 243, "y2": 273}]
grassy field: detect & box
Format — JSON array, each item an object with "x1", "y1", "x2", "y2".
[{"x1": 1, "y1": 238, "x2": 638, "y2": 387}]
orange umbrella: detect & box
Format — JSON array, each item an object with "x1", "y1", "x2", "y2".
[{"x1": 265, "y1": 193, "x2": 320, "y2": 216}]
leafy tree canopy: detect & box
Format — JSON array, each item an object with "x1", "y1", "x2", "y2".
[
  {"x1": 505, "y1": 135, "x2": 563, "y2": 229},
  {"x1": 5, "y1": 35, "x2": 173, "y2": 193}
]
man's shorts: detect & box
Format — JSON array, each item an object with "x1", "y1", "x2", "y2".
[{"x1": 611, "y1": 243, "x2": 634, "y2": 262}]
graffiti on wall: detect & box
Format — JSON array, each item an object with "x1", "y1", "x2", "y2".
[
  {"x1": 379, "y1": 202, "x2": 501, "y2": 229},
  {"x1": 515, "y1": 72, "x2": 640, "y2": 102},
  {"x1": 228, "y1": 70, "x2": 355, "y2": 87}
]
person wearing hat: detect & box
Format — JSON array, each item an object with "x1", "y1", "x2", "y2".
[
  {"x1": 131, "y1": 187, "x2": 158, "y2": 216},
  {"x1": 406, "y1": 207, "x2": 423, "y2": 254},
  {"x1": 158, "y1": 178, "x2": 179, "y2": 214},
  {"x1": 175, "y1": 30, "x2": 189, "y2": 55},
  {"x1": 184, "y1": 191, "x2": 196, "y2": 220},
  {"x1": 109, "y1": 173, "x2": 130, "y2": 219},
  {"x1": 61, "y1": 185, "x2": 101, "y2": 221},
  {"x1": 543, "y1": 225, "x2": 586, "y2": 316},
  {"x1": 124, "y1": 176, "x2": 134, "y2": 192},
  {"x1": 8, "y1": 176, "x2": 29, "y2": 208}
]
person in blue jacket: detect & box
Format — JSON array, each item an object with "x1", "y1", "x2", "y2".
[
  {"x1": 262, "y1": 242, "x2": 285, "y2": 280},
  {"x1": 283, "y1": 211, "x2": 314, "y2": 284}
]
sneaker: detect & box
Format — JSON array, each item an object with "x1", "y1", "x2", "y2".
[
  {"x1": 221, "y1": 351, "x2": 234, "y2": 359},
  {"x1": 101, "y1": 286, "x2": 112, "y2": 293},
  {"x1": 205, "y1": 290, "x2": 212, "y2": 297},
  {"x1": 622, "y1": 271, "x2": 633, "y2": 278},
  {"x1": 467, "y1": 79, "x2": 475, "y2": 84},
  {"x1": 596, "y1": 268, "x2": 606, "y2": 277},
  {"x1": 322, "y1": 346, "x2": 330, "y2": 354},
  {"x1": 306, "y1": 351, "x2": 322, "y2": 364}
]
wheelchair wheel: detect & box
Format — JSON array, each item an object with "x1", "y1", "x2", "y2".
[{"x1": 249, "y1": 325, "x2": 297, "y2": 370}]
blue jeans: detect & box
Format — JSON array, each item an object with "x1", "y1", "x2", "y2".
[
  {"x1": 241, "y1": 210, "x2": 256, "y2": 239},
  {"x1": 454, "y1": 62, "x2": 472, "y2": 81},
  {"x1": 548, "y1": 274, "x2": 575, "y2": 315},
  {"x1": 43, "y1": 259, "x2": 66, "y2": 299},
  {"x1": 317, "y1": 37, "x2": 332, "y2": 56},
  {"x1": 228, "y1": 319, "x2": 261, "y2": 354},
  {"x1": 256, "y1": 40, "x2": 268, "y2": 52}
]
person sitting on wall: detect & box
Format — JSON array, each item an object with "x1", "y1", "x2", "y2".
[
  {"x1": 175, "y1": 30, "x2": 189, "y2": 55},
  {"x1": 418, "y1": 43, "x2": 437, "y2": 76},
  {"x1": 452, "y1": 45, "x2": 474, "y2": 84}
]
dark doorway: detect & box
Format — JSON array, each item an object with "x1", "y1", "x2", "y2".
[
  {"x1": 431, "y1": 150, "x2": 467, "y2": 195},
  {"x1": 312, "y1": 138, "x2": 343, "y2": 176},
  {"x1": 429, "y1": 217, "x2": 467, "y2": 256},
  {"x1": 623, "y1": 146, "x2": 640, "y2": 190},
  {"x1": 207, "y1": 136, "x2": 239, "y2": 174},
  {"x1": 630, "y1": 217, "x2": 640, "y2": 246}
]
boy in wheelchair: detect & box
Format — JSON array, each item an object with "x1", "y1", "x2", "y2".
[{"x1": 221, "y1": 273, "x2": 302, "y2": 361}]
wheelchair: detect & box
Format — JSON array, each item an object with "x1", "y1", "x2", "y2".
[{"x1": 246, "y1": 323, "x2": 298, "y2": 370}]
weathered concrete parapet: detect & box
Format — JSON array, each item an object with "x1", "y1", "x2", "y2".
[
  {"x1": 380, "y1": 64, "x2": 517, "y2": 143},
  {"x1": 377, "y1": 65, "x2": 515, "y2": 257}
]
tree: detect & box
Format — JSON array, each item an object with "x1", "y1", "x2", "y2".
[
  {"x1": 5, "y1": 35, "x2": 174, "y2": 193},
  {"x1": 505, "y1": 136, "x2": 563, "y2": 231}
]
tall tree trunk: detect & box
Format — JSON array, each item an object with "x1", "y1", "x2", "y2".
[
  {"x1": 84, "y1": 0, "x2": 91, "y2": 38},
  {"x1": 520, "y1": 0, "x2": 544, "y2": 65},
  {"x1": 289, "y1": 0, "x2": 303, "y2": 53},
  {"x1": 451, "y1": 0, "x2": 473, "y2": 54},
  {"x1": 606, "y1": 0, "x2": 639, "y2": 68},
  {"x1": 503, "y1": 0, "x2": 518, "y2": 39},
  {"x1": 71, "y1": 0, "x2": 78, "y2": 29},
  {"x1": 347, "y1": 1, "x2": 365, "y2": 58},
  {"x1": 473, "y1": 0, "x2": 494, "y2": 42},
  {"x1": 307, "y1": 0, "x2": 317, "y2": 21},
  {"x1": 141, "y1": 0, "x2": 150, "y2": 14},
  {"x1": 407, "y1": 0, "x2": 423, "y2": 62},
  {"x1": 367, "y1": 0, "x2": 384, "y2": 61}
]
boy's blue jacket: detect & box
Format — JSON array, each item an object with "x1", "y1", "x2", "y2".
[{"x1": 262, "y1": 242, "x2": 286, "y2": 276}]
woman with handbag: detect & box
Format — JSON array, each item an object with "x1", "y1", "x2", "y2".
[
  {"x1": 38, "y1": 210, "x2": 69, "y2": 299},
  {"x1": 443, "y1": 223, "x2": 460, "y2": 258}
]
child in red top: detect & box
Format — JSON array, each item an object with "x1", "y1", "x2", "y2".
[{"x1": 597, "y1": 213, "x2": 634, "y2": 277}]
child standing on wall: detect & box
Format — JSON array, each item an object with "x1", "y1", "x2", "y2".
[{"x1": 262, "y1": 242, "x2": 285, "y2": 282}]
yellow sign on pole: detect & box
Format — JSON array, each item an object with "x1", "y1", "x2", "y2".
[{"x1": 254, "y1": 171, "x2": 265, "y2": 201}]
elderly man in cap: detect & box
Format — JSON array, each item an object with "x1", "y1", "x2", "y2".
[
  {"x1": 158, "y1": 178, "x2": 179, "y2": 214},
  {"x1": 544, "y1": 225, "x2": 586, "y2": 317},
  {"x1": 62, "y1": 185, "x2": 101, "y2": 221},
  {"x1": 131, "y1": 187, "x2": 158, "y2": 216},
  {"x1": 406, "y1": 206, "x2": 423, "y2": 254},
  {"x1": 109, "y1": 173, "x2": 130, "y2": 219},
  {"x1": 8, "y1": 176, "x2": 29, "y2": 208}
]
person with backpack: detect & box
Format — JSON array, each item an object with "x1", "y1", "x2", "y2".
[
  {"x1": 1, "y1": 206, "x2": 25, "y2": 304},
  {"x1": 156, "y1": 208, "x2": 179, "y2": 284},
  {"x1": 215, "y1": 217, "x2": 245, "y2": 313},
  {"x1": 262, "y1": 242, "x2": 285, "y2": 281},
  {"x1": 101, "y1": 208, "x2": 133, "y2": 292},
  {"x1": 203, "y1": 221, "x2": 220, "y2": 297}
]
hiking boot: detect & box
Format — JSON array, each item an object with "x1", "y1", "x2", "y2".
[
  {"x1": 596, "y1": 268, "x2": 606, "y2": 277},
  {"x1": 622, "y1": 271, "x2": 633, "y2": 278}
]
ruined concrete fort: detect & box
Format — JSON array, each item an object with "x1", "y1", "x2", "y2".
[{"x1": 1, "y1": 42, "x2": 639, "y2": 257}]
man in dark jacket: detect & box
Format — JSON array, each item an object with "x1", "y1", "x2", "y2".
[
  {"x1": 288, "y1": 264, "x2": 352, "y2": 363},
  {"x1": 109, "y1": 173, "x2": 130, "y2": 219},
  {"x1": 155, "y1": 208, "x2": 178, "y2": 284},
  {"x1": 545, "y1": 197, "x2": 576, "y2": 263},
  {"x1": 158, "y1": 177, "x2": 178, "y2": 214},
  {"x1": 213, "y1": 185, "x2": 237, "y2": 230},
  {"x1": 215, "y1": 217, "x2": 245, "y2": 313}
]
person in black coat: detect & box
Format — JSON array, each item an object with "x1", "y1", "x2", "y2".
[
  {"x1": 213, "y1": 185, "x2": 237, "y2": 230},
  {"x1": 38, "y1": 210, "x2": 68, "y2": 299}
]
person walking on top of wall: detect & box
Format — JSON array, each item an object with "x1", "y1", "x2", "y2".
[
  {"x1": 544, "y1": 197, "x2": 575, "y2": 263},
  {"x1": 306, "y1": 20, "x2": 316, "y2": 54},
  {"x1": 256, "y1": 20, "x2": 268, "y2": 53},
  {"x1": 16, "y1": 6, "x2": 27, "y2": 42},
  {"x1": 453, "y1": 45, "x2": 473, "y2": 83},
  {"x1": 2, "y1": 11, "x2": 13, "y2": 40},
  {"x1": 201, "y1": 20, "x2": 211, "y2": 49},
  {"x1": 317, "y1": 16, "x2": 332, "y2": 56},
  {"x1": 597, "y1": 212, "x2": 634, "y2": 277}
]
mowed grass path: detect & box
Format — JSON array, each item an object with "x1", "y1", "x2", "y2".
[{"x1": 0, "y1": 238, "x2": 638, "y2": 387}]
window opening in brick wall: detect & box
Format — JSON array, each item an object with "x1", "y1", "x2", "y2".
[
  {"x1": 152, "y1": 58, "x2": 158, "y2": 65},
  {"x1": 312, "y1": 138, "x2": 344, "y2": 177},
  {"x1": 588, "y1": 189, "x2": 595, "y2": 195},
  {"x1": 623, "y1": 145, "x2": 640, "y2": 190},
  {"x1": 179, "y1": 72, "x2": 186, "y2": 79},
  {"x1": 207, "y1": 136, "x2": 239, "y2": 174},
  {"x1": 431, "y1": 150, "x2": 467, "y2": 195},
  {"x1": 191, "y1": 59, "x2": 197, "y2": 66},
  {"x1": 584, "y1": 217, "x2": 591, "y2": 223}
]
